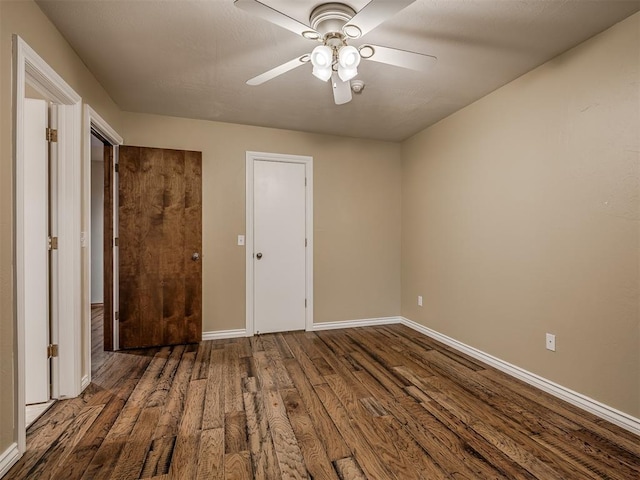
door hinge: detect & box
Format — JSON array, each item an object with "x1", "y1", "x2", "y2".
[
  {"x1": 114, "y1": 163, "x2": 119, "y2": 173},
  {"x1": 305, "y1": 299, "x2": 307, "y2": 308},
  {"x1": 305, "y1": 238, "x2": 307, "y2": 247},
  {"x1": 114, "y1": 237, "x2": 119, "y2": 247},
  {"x1": 305, "y1": 177, "x2": 307, "y2": 186},
  {"x1": 45, "y1": 127, "x2": 58, "y2": 143},
  {"x1": 48, "y1": 236, "x2": 58, "y2": 250},
  {"x1": 47, "y1": 344, "x2": 59, "y2": 358},
  {"x1": 115, "y1": 311, "x2": 120, "y2": 321}
]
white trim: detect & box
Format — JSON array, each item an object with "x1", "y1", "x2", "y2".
[
  {"x1": 245, "y1": 151, "x2": 314, "y2": 335},
  {"x1": 245, "y1": 155, "x2": 253, "y2": 335},
  {"x1": 0, "y1": 443, "x2": 20, "y2": 478},
  {"x1": 82, "y1": 105, "x2": 122, "y2": 390},
  {"x1": 13, "y1": 33, "x2": 27, "y2": 457},
  {"x1": 202, "y1": 329, "x2": 248, "y2": 341},
  {"x1": 13, "y1": 35, "x2": 83, "y2": 458},
  {"x1": 401, "y1": 317, "x2": 640, "y2": 436},
  {"x1": 85, "y1": 105, "x2": 123, "y2": 145},
  {"x1": 21, "y1": 47, "x2": 81, "y2": 105},
  {"x1": 81, "y1": 374, "x2": 90, "y2": 391},
  {"x1": 312, "y1": 316, "x2": 401, "y2": 331},
  {"x1": 56, "y1": 103, "x2": 83, "y2": 398}
]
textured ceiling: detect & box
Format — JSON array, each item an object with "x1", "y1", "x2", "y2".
[{"x1": 36, "y1": 0, "x2": 640, "y2": 141}]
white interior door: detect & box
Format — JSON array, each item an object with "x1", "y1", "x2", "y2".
[
  {"x1": 23, "y1": 98, "x2": 50, "y2": 405},
  {"x1": 253, "y1": 160, "x2": 307, "y2": 334}
]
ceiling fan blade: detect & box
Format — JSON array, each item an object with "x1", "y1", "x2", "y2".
[
  {"x1": 342, "y1": 0, "x2": 415, "y2": 39},
  {"x1": 332, "y1": 73, "x2": 352, "y2": 105},
  {"x1": 360, "y1": 44, "x2": 437, "y2": 71},
  {"x1": 234, "y1": 0, "x2": 320, "y2": 39},
  {"x1": 247, "y1": 55, "x2": 309, "y2": 86}
]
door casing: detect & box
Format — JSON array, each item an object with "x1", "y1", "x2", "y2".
[
  {"x1": 13, "y1": 35, "x2": 82, "y2": 461},
  {"x1": 83, "y1": 104, "x2": 122, "y2": 367},
  {"x1": 245, "y1": 151, "x2": 314, "y2": 335}
]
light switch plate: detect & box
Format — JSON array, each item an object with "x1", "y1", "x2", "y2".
[{"x1": 237, "y1": 235, "x2": 245, "y2": 246}]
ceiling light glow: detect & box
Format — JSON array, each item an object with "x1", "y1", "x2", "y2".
[
  {"x1": 311, "y1": 45, "x2": 333, "y2": 81},
  {"x1": 338, "y1": 45, "x2": 360, "y2": 81}
]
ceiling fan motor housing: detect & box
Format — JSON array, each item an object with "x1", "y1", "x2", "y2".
[{"x1": 310, "y1": 3, "x2": 356, "y2": 39}]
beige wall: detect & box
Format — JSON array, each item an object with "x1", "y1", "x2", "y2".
[
  {"x1": 0, "y1": 1, "x2": 401, "y2": 457},
  {"x1": 120, "y1": 113, "x2": 402, "y2": 332},
  {"x1": 0, "y1": 0, "x2": 121, "y2": 455},
  {"x1": 1, "y1": 0, "x2": 637, "y2": 464},
  {"x1": 402, "y1": 13, "x2": 640, "y2": 417}
]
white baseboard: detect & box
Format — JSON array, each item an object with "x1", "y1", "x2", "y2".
[
  {"x1": 0, "y1": 442, "x2": 20, "y2": 478},
  {"x1": 201, "y1": 317, "x2": 401, "y2": 340},
  {"x1": 202, "y1": 329, "x2": 248, "y2": 341},
  {"x1": 81, "y1": 374, "x2": 90, "y2": 391},
  {"x1": 311, "y1": 316, "x2": 401, "y2": 331},
  {"x1": 401, "y1": 316, "x2": 640, "y2": 436}
]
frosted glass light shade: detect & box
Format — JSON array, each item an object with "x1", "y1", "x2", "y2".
[
  {"x1": 338, "y1": 45, "x2": 360, "y2": 81},
  {"x1": 311, "y1": 45, "x2": 333, "y2": 82}
]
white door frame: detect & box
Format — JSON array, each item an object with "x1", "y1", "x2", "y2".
[
  {"x1": 13, "y1": 35, "x2": 82, "y2": 456},
  {"x1": 245, "y1": 151, "x2": 314, "y2": 335},
  {"x1": 82, "y1": 105, "x2": 122, "y2": 389}
]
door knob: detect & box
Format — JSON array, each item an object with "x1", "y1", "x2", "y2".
[
  {"x1": 256, "y1": 252, "x2": 263, "y2": 259},
  {"x1": 192, "y1": 252, "x2": 200, "y2": 261}
]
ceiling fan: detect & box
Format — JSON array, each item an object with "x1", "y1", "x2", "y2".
[{"x1": 234, "y1": 0, "x2": 437, "y2": 105}]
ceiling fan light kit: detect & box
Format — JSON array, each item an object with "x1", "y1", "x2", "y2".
[
  {"x1": 234, "y1": 0, "x2": 437, "y2": 105},
  {"x1": 311, "y1": 45, "x2": 333, "y2": 81},
  {"x1": 338, "y1": 45, "x2": 361, "y2": 81}
]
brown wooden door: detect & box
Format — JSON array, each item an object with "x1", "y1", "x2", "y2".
[{"x1": 117, "y1": 146, "x2": 202, "y2": 348}]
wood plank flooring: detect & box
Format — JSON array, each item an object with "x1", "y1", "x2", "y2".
[
  {"x1": 6, "y1": 315, "x2": 639, "y2": 479},
  {"x1": 91, "y1": 304, "x2": 108, "y2": 378}
]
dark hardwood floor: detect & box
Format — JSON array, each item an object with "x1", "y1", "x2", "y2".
[
  {"x1": 6, "y1": 312, "x2": 640, "y2": 479},
  {"x1": 91, "y1": 305, "x2": 108, "y2": 378}
]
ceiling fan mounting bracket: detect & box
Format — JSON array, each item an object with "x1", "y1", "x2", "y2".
[
  {"x1": 310, "y1": 3, "x2": 356, "y2": 37},
  {"x1": 323, "y1": 31, "x2": 347, "y2": 49}
]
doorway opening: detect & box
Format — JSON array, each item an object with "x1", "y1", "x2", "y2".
[
  {"x1": 83, "y1": 105, "x2": 122, "y2": 381},
  {"x1": 13, "y1": 35, "x2": 83, "y2": 460},
  {"x1": 90, "y1": 132, "x2": 108, "y2": 374}
]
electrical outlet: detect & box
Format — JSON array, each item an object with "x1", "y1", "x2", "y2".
[
  {"x1": 546, "y1": 333, "x2": 556, "y2": 352},
  {"x1": 417, "y1": 296, "x2": 423, "y2": 307}
]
